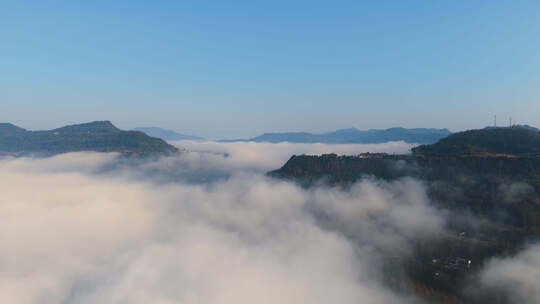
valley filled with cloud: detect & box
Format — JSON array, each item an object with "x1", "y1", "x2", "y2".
[{"x1": 1, "y1": 141, "x2": 537, "y2": 303}]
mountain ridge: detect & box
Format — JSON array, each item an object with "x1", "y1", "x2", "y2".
[
  {"x1": 268, "y1": 126, "x2": 540, "y2": 302},
  {"x1": 413, "y1": 125, "x2": 540, "y2": 156},
  {"x1": 133, "y1": 127, "x2": 204, "y2": 141},
  {"x1": 220, "y1": 127, "x2": 451, "y2": 144},
  {"x1": 0, "y1": 121, "x2": 179, "y2": 157}
]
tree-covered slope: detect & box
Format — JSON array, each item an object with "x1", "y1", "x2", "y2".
[
  {"x1": 268, "y1": 127, "x2": 540, "y2": 303},
  {"x1": 0, "y1": 121, "x2": 179, "y2": 156},
  {"x1": 413, "y1": 126, "x2": 540, "y2": 156}
]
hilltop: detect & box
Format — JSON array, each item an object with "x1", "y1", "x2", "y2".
[
  {"x1": 413, "y1": 126, "x2": 540, "y2": 157},
  {"x1": 221, "y1": 127, "x2": 451, "y2": 144},
  {"x1": 270, "y1": 126, "x2": 540, "y2": 186},
  {"x1": 0, "y1": 121, "x2": 179, "y2": 157},
  {"x1": 0, "y1": 123, "x2": 27, "y2": 136}
]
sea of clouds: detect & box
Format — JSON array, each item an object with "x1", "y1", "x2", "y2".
[{"x1": 0, "y1": 141, "x2": 537, "y2": 304}]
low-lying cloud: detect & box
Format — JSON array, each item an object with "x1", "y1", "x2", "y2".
[
  {"x1": 171, "y1": 140, "x2": 416, "y2": 173},
  {"x1": 474, "y1": 244, "x2": 540, "y2": 304},
  {"x1": 3, "y1": 141, "x2": 531, "y2": 303}
]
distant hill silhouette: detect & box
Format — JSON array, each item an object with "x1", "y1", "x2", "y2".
[
  {"x1": 220, "y1": 127, "x2": 451, "y2": 144},
  {"x1": 0, "y1": 123, "x2": 27, "y2": 136},
  {"x1": 0, "y1": 121, "x2": 179, "y2": 157},
  {"x1": 133, "y1": 127, "x2": 203, "y2": 141}
]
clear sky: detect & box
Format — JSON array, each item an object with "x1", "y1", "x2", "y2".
[{"x1": 2, "y1": 1, "x2": 539, "y2": 139}]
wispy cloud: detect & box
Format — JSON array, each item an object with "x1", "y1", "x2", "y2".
[{"x1": 474, "y1": 244, "x2": 540, "y2": 304}]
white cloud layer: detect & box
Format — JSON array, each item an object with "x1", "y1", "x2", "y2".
[
  {"x1": 477, "y1": 244, "x2": 540, "y2": 304},
  {"x1": 171, "y1": 140, "x2": 415, "y2": 173},
  {"x1": 1, "y1": 142, "x2": 439, "y2": 304}
]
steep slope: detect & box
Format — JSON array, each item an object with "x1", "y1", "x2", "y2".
[
  {"x1": 268, "y1": 127, "x2": 540, "y2": 302},
  {"x1": 0, "y1": 123, "x2": 27, "y2": 136}
]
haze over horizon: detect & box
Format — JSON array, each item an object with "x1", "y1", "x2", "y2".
[{"x1": 2, "y1": 1, "x2": 539, "y2": 138}]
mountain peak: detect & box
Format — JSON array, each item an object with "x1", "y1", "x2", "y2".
[
  {"x1": 53, "y1": 121, "x2": 120, "y2": 134},
  {"x1": 413, "y1": 127, "x2": 540, "y2": 156},
  {"x1": 0, "y1": 123, "x2": 27, "y2": 135},
  {"x1": 0, "y1": 121, "x2": 179, "y2": 156}
]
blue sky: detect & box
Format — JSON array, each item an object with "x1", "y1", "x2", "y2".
[{"x1": 1, "y1": 1, "x2": 539, "y2": 139}]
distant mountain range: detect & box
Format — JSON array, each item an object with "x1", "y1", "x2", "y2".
[
  {"x1": 133, "y1": 127, "x2": 203, "y2": 141},
  {"x1": 0, "y1": 121, "x2": 179, "y2": 157},
  {"x1": 221, "y1": 127, "x2": 452, "y2": 144}
]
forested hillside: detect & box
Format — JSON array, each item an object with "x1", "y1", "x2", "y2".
[{"x1": 0, "y1": 121, "x2": 179, "y2": 157}]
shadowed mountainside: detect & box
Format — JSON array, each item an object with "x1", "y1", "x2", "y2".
[
  {"x1": 0, "y1": 121, "x2": 179, "y2": 157},
  {"x1": 269, "y1": 126, "x2": 540, "y2": 303}
]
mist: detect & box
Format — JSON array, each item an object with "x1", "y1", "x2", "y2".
[
  {"x1": 171, "y1": 140, "x2": 416, "y2": 172},
  {"x1": 472, "y1": 244, "x2": 540, "y2": 304},
  {"x1": 2, "y1": 141, "x2": 536, "y2": 303}
]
